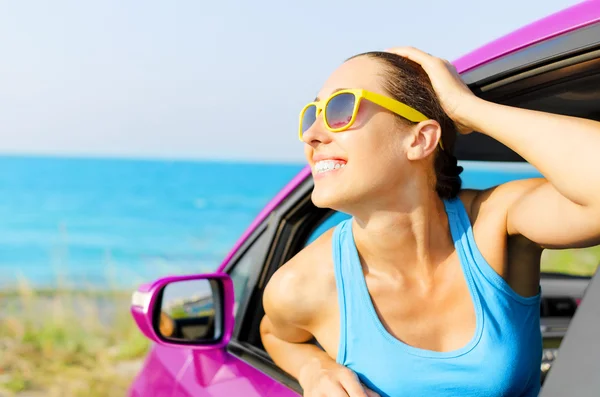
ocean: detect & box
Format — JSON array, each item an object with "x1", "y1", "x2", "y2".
[
  {"x1": 0, "y1": 155, "x2": 305, "y2": 290},
  {"x1": 1, "y1": 155, "x2": 550, "y2": 291}
]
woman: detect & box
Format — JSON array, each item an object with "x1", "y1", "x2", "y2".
[{"x1": 259, "y1": 47, "x2": 600, "y2": 397}]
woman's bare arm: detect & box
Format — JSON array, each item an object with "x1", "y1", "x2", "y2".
[{"x1": 260, "y1": 233, "x2": 378, "y2": 397}]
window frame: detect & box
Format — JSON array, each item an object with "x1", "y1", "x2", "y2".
[
  {"x1": 221, "y1": 176, "x2": 326, "y2": 393},
  {"x1": 224, "y1": 221, "x2": 272, "y2": 336},
  {"x1": 454, "y1": 23, "x2": 600, "y2": 163},
  {"x1": 460, "y1": 22, "x2": 600, "y2": 86}
]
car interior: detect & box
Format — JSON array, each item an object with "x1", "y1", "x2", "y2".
[{"x1": 227, "y1": 38, "x2": 600, "y2": 392}]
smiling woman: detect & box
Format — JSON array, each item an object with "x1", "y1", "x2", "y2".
[
  {"x1": 259, "y1": 46, "x2": 600, "y2": 397},
  {"x1": 125, "y1": 5, "x2": 600, "y2": 397}
]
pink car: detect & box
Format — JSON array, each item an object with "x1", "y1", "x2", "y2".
[{"x1": 129, "y1": 2, "x2": 600, "y2": 396}]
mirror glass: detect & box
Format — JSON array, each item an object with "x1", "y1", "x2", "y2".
[{"x1": 154, "y1": 278, "x2": 221, "y2": 342}]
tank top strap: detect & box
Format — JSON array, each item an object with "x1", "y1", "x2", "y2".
[
  {"x1": 442, "y1": 197, "x2": 477, "y2": 269},
  {"x1": 442, "y1": 197, "x2": 541, "y2": 304},
  {"x1": 332, "y1": 218, "x2": 378, "y2": 364},
  {"x1": 332, "y1": 220, "x2": 349, "y2": 364},
  {"x1": 442, "y1": 196, "x2": 489, "y2": 292}
]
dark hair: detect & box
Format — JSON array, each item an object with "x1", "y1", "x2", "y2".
[{"x1": 348, "y1": 51, "x2": 463, "y2": 199}]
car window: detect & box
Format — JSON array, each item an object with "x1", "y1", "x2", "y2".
[
  {"x1": 228, "y1": 230, "x2": 270, "y2": 319},
  {"x1": 542, "y1": 247, "x2": 599, "y2": 278},
  {"x1": 306, "y1": 211, "x2": 599, "y2": 278}
]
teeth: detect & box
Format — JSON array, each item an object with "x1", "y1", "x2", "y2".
[{"x1": 315, "y1": 160, "x2": 346, "y2": 174}]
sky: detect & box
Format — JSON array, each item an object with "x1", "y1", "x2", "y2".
[
  {"x1": 162, "y1": 278, "x2": 212, "y2": 309},
  {"x1": 0, "y1": 0, "x2": 581, "y2": 164}
]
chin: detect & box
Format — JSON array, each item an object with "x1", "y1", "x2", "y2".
[
  {"x1": 311, "y1": 186, "x2": 353, "y2": 212},
  {"x1": 311, "y1": 187, "x2": 339, "y2": 209}
]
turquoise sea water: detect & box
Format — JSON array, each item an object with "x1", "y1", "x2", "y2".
[
  {"x1": 0, "y1": 155, "x2": 304, "y2": 290},
  {"x1": 0, "y1": 155, "x2": 543, "y2": 290}
]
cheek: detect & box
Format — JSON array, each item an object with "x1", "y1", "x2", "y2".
[
  {"x1": 341, "y1": 130, "x2": 389, "y2": 168},
  {"x1": 304, "y1": 145, "x2": 313, "y2": 162},
  {"x1": 346, "y1": 127, "x2": 407, "y2": 174},
  {"x1": 347, "y1": 110, "x2": 397, "y2": 154},
  {"x1": 340, "y1": 104, "x2": 408, "y2": 167},
  {"x1": 353, "y1": 101, "x2": 373, "y2": 127}
]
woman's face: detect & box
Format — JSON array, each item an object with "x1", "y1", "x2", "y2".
[{"x1": 302, "y1": 56, "x2": 426, "y2": 212}]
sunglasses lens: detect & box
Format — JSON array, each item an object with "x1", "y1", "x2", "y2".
[
  {"x1": 326, "y1": 93, "x2": 356, "y2": 129},
  {"x1": 301, "y1": 105, "x2": 317, "y2": 136}
]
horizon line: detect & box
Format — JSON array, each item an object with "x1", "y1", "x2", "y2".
[{"x1": 0, "y1": 151, "x2": 307, "y2": 166}]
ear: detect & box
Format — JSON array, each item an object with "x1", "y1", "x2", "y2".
[{"x1": 405, "y1": 120, "x2": 442, "y2": 161}]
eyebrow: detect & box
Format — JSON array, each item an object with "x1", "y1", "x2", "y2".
[{"x1": 314, "y1": 88, "x2": 348, "y2": 101}]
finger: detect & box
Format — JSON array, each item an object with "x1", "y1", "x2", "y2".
[
  {"x1": 384, "y1": 46, "x2": 438, "y2": 67},
  {"x1": 310, "y1": 377, "x2": 353, "y2": 397},
  {"x1": 339, "y1": 372, "x2": 369, "y2": 397},
  {"x1": 324, "y1": 387, "x2": 352, "y2": 397}
]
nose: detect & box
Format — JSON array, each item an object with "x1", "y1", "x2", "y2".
[{"x1": 302, "y1": 111, "x2": 333, "y2": 146}]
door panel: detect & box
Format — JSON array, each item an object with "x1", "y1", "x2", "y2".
[
  {"x1": 128, "y1": 344, "x2": 190, "y2": 397},
  {"x1": 171, "y1": 350, "x2": 299, "y2": 397},
  {"x1": 540, "y1": 267, "x2": 600, "y2": 396}
]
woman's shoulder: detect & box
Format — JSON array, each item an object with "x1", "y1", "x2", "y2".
[
  {"x1": 456, "y1": 187, "x2": 520, "y2": 237},
  {"x1": 458, "y1": 178, "x2": 547, "y2": 226},
  {"x1": 263, "y1": 227, "x2": 338, "y2": 328}
]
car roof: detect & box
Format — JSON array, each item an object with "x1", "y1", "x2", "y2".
[
  {"x1": 453, "y1": 0, "x2": 600, "y2": 74},
  {"x1": 216, "y1": 1, "x2": 600, "y2": 273}
]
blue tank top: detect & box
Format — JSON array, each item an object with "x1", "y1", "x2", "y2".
[{"x1": 332, "y1": 197, "x2": 542, "y2": 397}]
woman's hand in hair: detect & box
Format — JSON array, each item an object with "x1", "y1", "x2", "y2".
[{"x1": 385, "y1": 46, "x2": 479, "y2": 135}]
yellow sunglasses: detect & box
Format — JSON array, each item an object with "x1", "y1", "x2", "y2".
[{"x1": 298, "y1": 88, "x2": 442, "y2": 149}]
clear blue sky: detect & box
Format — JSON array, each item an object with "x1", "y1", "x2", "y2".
[{"x1": 0, "y1": 0, "x2": 579, "y2": 164}]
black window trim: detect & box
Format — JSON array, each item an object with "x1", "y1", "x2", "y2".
[
  {"x1": 223, "y1": 175, "x2": 320, "y2": 394},
  {"x1": 235, "y1": 176, "x2": 325, "y2": 347},
  {"x1": 461, "y1": 21, "x2": 600, "y2": 86},
  {"x1": 223, "y1": 220, "x2": 272, "y2": 338},
  {"x1": 227, "y1": 339, "x2": 304, "y2": 394},
  {"x1": 456, "y1": 41, "x2": 600, "y2": 163}
]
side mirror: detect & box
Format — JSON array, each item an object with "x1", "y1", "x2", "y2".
[{"x1": 130, "y1": 273, "x2": 234, "y2": 350}]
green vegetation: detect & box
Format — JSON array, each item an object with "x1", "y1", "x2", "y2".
[
  {"x1": 542, "y1": 246, "x2": 600, "y2": 277},
  {"x1": 167, "y1": 305, "x2": 215, "y2": 320},
  {"x1": 168, "y1": 306, "x2": 188, "y2": 320},
  {"x1": 0, "y1": 278, "x2": 150, "y2": 397}
]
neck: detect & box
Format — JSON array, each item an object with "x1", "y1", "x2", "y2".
[{"x1": 350, "y1": 189, "x2": 455, "y2": 285}]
